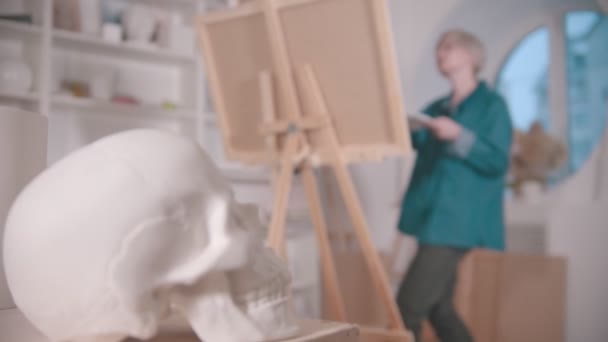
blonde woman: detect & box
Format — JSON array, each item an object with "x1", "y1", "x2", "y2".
[{"x1": 396, "y1": 30, "x2": 513, "y2": 341}]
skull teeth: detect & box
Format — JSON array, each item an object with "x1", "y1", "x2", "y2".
[{"x1": 233, "y1": 274, "x2": 288, "y2": 309}]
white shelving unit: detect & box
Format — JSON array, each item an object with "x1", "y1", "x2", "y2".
[
  {"x1": 0, "y1": 0, "x2": 309, "y2": 226},
  {"x1": 0, "y1": 89, "x2": 40, "y2": 103},
  {"x1": 52, "y1": 94, "x2": 197, "y2": 119},
  {"x1": 0, "y1": 0, "x2": 264, "y2": 181},
  {"x1": 0, "y1": 0, "x2": 302, "y2": 203},
  {"x1": 0, "y1": 18, "x2": 41, "y2": 37},
  {"x1": 52, "y1": 27, "x2": 196, "y2": 66}
]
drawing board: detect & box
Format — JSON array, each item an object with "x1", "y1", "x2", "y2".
[{"x1": 197, "y1": 0, "x2": 412, "y2": 166}]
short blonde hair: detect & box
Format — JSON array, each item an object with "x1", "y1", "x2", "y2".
[{"x1": 437, "y1": 29, "x2": 486, "y2": 74}]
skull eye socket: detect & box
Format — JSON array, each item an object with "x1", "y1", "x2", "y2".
[{"x1": 232, "y1": 204, "x2": 265, "y2": 232}]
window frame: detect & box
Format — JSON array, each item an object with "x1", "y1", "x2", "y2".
[{"x1": 493, "y1": 4, "x2": 604, "y2": 178}]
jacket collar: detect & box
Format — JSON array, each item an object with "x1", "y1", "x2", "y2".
[{"x1": 438, "y1": 80, "x2": 488, "y2": 114}]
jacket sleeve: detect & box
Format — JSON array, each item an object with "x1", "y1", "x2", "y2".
[
  {"x1": 410, "y1": 102, "x2": 439, "y2": 150},
  {"x1": 446, "y1": 97, "x2": 513, "y2": 177},
  {"x1": 411, "y1": 129, "x2": 429, "y2": 150}
]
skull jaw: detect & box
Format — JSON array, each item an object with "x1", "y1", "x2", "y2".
[
  {"x1": 229, "y1": 247, "x2": 300, "y2": 341},
  {"x1": 171, "y1": 271, "x2": 299, "y2": 342},
  {"x1": 180, "y1": 296, "x2": 300, "y2": 342},
  {"x1": 171, "y1": 273, "x2": 265, "y2": 342},
  {"x1": 238, "y1": 296, "x2": 301, "y2": 341},
  {"x1": 161, "y1": 198, "x2": 299, "y2": 341}
]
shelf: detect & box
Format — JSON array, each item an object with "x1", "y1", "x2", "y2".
[
  {"x1": 0, "y1": 20, "x2": 196, "y2": 65},
  {"x1": 123, "y1": 0, "x2": 203, "y2": 11},
  {"x1": 0, "y1": 19, "x2": 41, "y2": 38},
  {"x1": 52, "y1": 28, "x2": 196, "y2": 66},
  {"x1": 52, "y1": 95, "x2": 197, "y2": 121},
  {"x1": 0, "y1": 89, "x2": 40, "y2": 103}
]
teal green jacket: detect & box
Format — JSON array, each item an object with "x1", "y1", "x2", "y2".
[{"x1": 398, "y1": 82, "x2": 513, "y2": 250}]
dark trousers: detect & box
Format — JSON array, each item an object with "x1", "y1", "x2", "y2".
[{"x1": 396, "y1": 245, "x2": 473, "y2": 342}]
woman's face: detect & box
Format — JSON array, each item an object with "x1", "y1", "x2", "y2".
[{"x1": 436, "y1": 38, "x2": 475, "y2": 76}]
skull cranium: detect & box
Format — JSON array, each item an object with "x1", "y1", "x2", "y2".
[{"x1": 3, "y1": 129, "x2": 299, "y2": 342}]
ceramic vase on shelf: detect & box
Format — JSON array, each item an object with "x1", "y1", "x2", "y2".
[
  {"x1": 122, "y1": 4, "x2": 157, "y2": 46},
  {"x1": 78, "y1": 0, "x2": 101, "y2": 35},
  {"x1": 0, "y1": 58, "x2": 32, "y2": 93}
]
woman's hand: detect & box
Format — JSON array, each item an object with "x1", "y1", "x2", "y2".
[{"x1": 428, "y1": 117, "x2": 462, "y2": 141}]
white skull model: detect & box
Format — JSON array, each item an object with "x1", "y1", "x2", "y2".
[{"x1": 3, "y1": 129, "x2": 299, "y2": 342}]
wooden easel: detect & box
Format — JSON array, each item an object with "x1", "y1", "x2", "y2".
[{"x1": 254, "y1": 1, "x2": 410, "y2": 341}]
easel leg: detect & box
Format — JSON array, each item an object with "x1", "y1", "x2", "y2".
[
  {"x1": 332, "y1": 160, "x2": 405, "y2": 330},
  {"x1": 295, "y1": 65, "x2": 406, "y2": 331},
  {"x1": 259, "y1": 70, "x2": 281, "y2": 204},
  {"x1": 267, "y1": 134, "x2": 298, "y2": 258},
  {"x1": 300, "y1": 164, "x2": 347, "y2": 322}
]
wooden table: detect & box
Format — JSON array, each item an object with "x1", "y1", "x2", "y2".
[{"x1": 128, "y1": 319, "x2": 360, "y2": 342}]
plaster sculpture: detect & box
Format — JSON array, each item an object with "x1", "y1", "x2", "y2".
[
  {"x1": 3, "y1": 129, "x2": 299, "y2": 342},
  {"x1": 509, "y1": 121, "x2": 567, "y2": 196}
]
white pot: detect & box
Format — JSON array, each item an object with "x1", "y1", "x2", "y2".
[
  {"x1": 0, "y1": 58, "x2": 32, "y2": 93},
  {"x1": 122, "y1": 4, "x2": 156, "y2": 45}
]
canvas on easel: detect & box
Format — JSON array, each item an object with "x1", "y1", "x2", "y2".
[
  {"x1": 197, "y1": 0, "x2": 411, "y2": 165},
  {"x1": 197, "y1": 1, "x2": 413, "y2": 341}
]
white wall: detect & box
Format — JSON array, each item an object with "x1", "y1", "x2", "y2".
[
  {"x1": 542, "y1": 125, "x2": 608, "y2": 342},
  {"x1": 0, "y1": 309, "x2": 47, "y2": 342},
  {"x1": 0, "y1": 107, "x2": 47, "y2": 310},
  {"x1": 392, "y1": 0, "x2": 600, "y2": 110},
  {"x1": 547, "y1": 203, "x2": 608, "y2": 342},
  {"x1": 47, "y1": 113, "x2": 192, "y2": 165}
]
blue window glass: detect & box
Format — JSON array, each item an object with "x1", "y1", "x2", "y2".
[
  {"x1": 497, "y1": 27, "x2": 550, "y2": 132},
  {"x1": 565, "y1": 11, "x2": 608, "y2": 172}
]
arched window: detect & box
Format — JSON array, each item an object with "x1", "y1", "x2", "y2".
[
  {"x1": 497, "y1": 10, "x2": 608, "y2": 179},
  {"x1": 497, "y1": 27, "x2": 550, "y2": 132}
]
